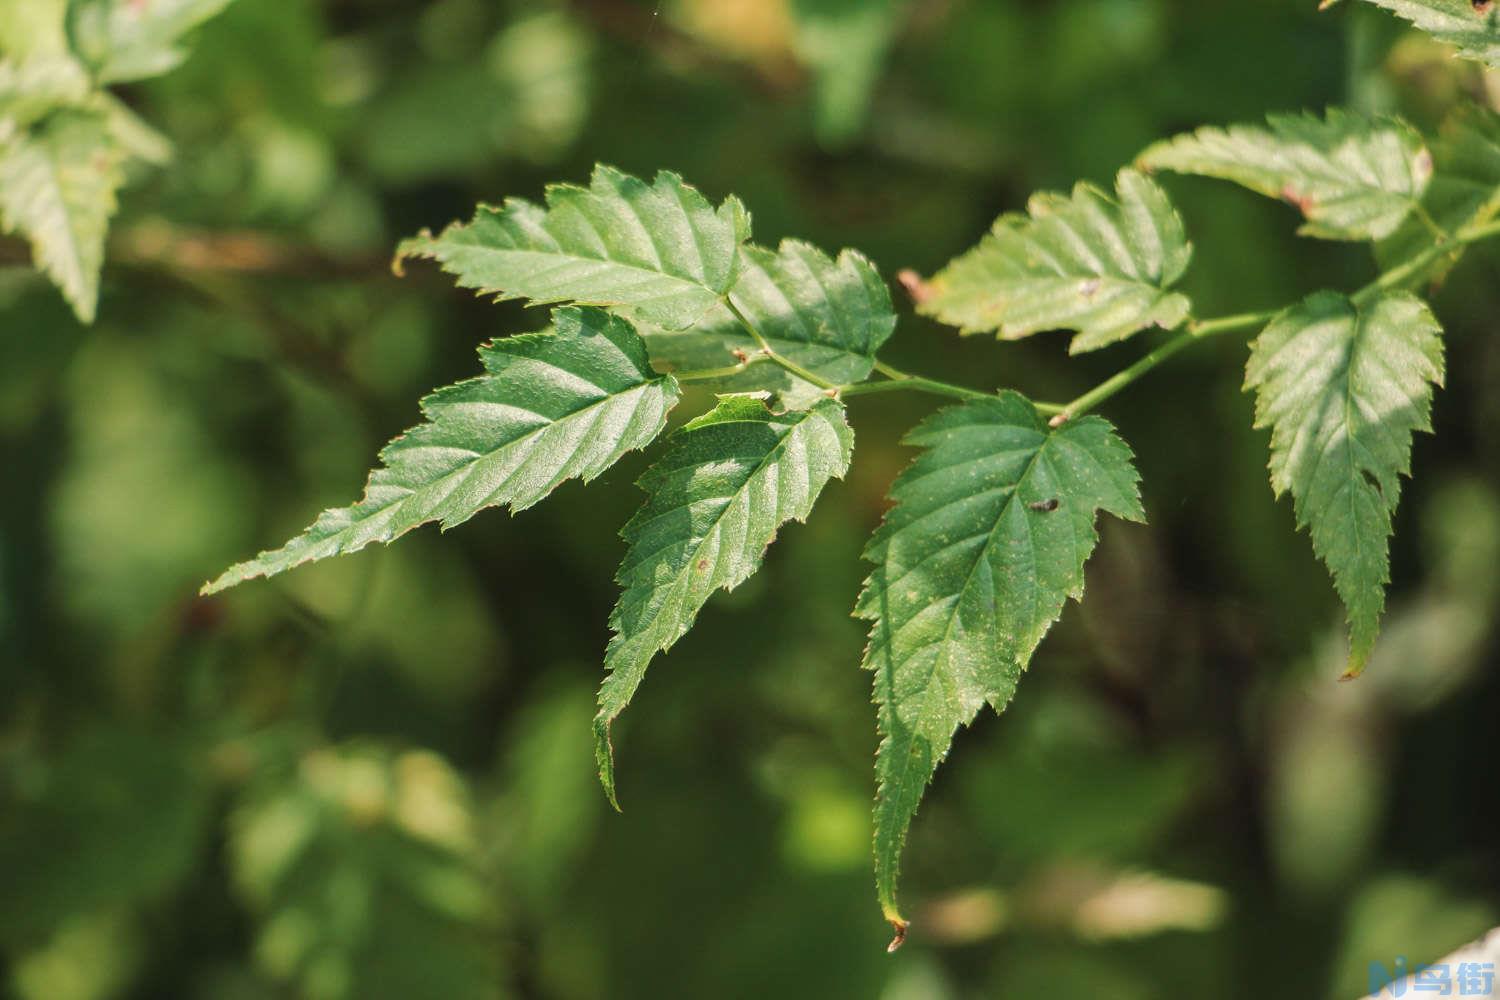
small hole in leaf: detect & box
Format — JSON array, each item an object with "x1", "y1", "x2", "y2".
[{"x1": 1360, "y1": 469, "x2": 1383, "y2": 497}]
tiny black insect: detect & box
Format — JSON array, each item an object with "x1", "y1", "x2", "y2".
[{"x1": 1028, "y1": 498, "x2": 1060, "y2": 512}]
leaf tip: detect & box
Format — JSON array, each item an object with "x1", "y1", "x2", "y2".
[
  {"x1": 896, "y1": 269, "x2": 934, "y2": 305},
  {"x1": 885, "y1": 918, "x2": 909, "y2": 953},
  {"x1": 592, "y1": 717, "x2": 623, "y2": 812}
]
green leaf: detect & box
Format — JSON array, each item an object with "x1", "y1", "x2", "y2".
[
  {"x1": 1245, "y1": 290, "x2": 1444, "y2": 675},
  {"x1": 0, "y1": 108, "x2": 123, "y2": 323},
  {"x1": 854, "y1": 392, "x2": 1144, "y2": 929},
  {"x1": 788, "y1": 0, "x2": 904, "y2": 145},
  {"x1": 1139, "y1": 109, "x2": 1434, "y2": 241},
  {"x1": 1349, "y1": 0, "x2": 1500, "y2": 66},
  {"x1": 229, "y1": 744, "x2": 500, "y2": 1000},
  {"x1": 204, "y1": 307, "x2": 680, "y2": 594},
  {"x1": 0, "y1": 0, "x2": 69, "y2": 58},
  {"x1": 0, "y1": 55, "x2": 91, "y2": 127},
  {"x1": 594, "y1": 395, "x2": 854, "y2": 805},
  {"x1": 397, "y1": 165, "x2": 751, "y2": 331},
  {"x1": 1378, "y1": 103, "x2": 1500, "y2": 278},
  {"x1": 641, "y1": 238, "x2": 896, "y2": 406},
  {"x1": 98, "y1": 91, "x2": 172, "y2": 165},
  {"x1": 66, "y1": 0, "x2": 235, "y2": 84},
  {"x1": 920, "y1": 169, "x2": 1192, "y2": 353}
]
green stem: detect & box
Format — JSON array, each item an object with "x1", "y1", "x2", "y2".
[
  {"x1": 846, "y1": 360, "x2": 1065, "y2": 413},
  {"x1": 712, "y1": 216, "x2": 1500, "y2": 422},
  {"x1": 1354, "y1": 216, "x2": 1500, "y2": 305},
  {"x1": 723, "y1": 296, "x2": 841, "y2": 391},
  {"x1": 673, "y1": 356, "x2": 768, "y2": 382},
  {"x1": 1056, "y1": 311, "x2": 1276, "y2": 422}
]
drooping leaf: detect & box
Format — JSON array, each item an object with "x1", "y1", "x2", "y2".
[
  {"x1": 594, "y1": 395, "x2": 854, "y2": 805},
  {"x1": 66, "y1": 0, "x2": 236, "y2": 84},
  {"x1": 788, "y1": 0, "x2": 905, "y2": 145},
  {"x1": 1349, "y1": 0, "x2": 1500, "y2": 67},
  {"x1": 854, "y1": 392, "x2": 1144, "y2": 931},
  {"x1": 204, "y1": 307, "x2": 680, "y2": 594},
  {"x1": 0, "y1": 108, "x2": 124, "y2": 323},
  {"x1": 1244, "y1": 290, "x2": 1444, "y2": 675},
  {"x1": 396, "y1": 165, "x2": 751, "y2": 331},
  {"x1": 642, "y1": 239, "x2": 896, "y2": 406},
  {"x1": 920, "y1": 169, "x2": 1193, "y2": 353},
  {"x1": 229, "y1": 744, "x2": 500, "y2": 1000},
  {"x1": 1378, "y1": 103, "x2": 1500, "y2": 277},
  {"x1": 1139, "y1": 109, "x2": 1433, "y2": 241}
]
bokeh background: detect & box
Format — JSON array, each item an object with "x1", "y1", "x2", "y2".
[{"x1": 3, "y1": 1, "x2": 1500, "y2": 997}]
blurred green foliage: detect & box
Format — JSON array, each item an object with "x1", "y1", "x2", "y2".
[{"x1": 2, "y1": 1, "x2": 1499, "y2": 998}]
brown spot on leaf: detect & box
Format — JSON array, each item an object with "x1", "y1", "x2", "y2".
[
  {"x1": 1280, "y1": 185, "x2": 1315, "y2": 217},
  {"x1": 695, "y1": 559, "x2": 709, "y2": 572},
  {"x1": 896, "y1": 269, "x2": 934, "y2": 305},
  {"x1": 1415, "y1": 148, "x2": 1434, "y2": 184}
]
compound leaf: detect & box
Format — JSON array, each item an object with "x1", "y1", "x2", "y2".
[
  {"x1": 1139, "y1": 108, "x2": 1433, "y2": 241},
  {"x1": 204, "y1": 307, "x2": 680, "y2": 594},
  {"x1": 642, "y1": 238, "x2": 896, "y2": 406},
  {"x1": 397, "y1": 165, "x2": 751, "y2": 332},
  {"x1": 1378, "y1": 103, "x2": 1500, "y2": 278},
  {"x1": 594, "y1": 395, "x2": 854, "y2": 805},
  {"x1": 1349, "y1": 0, "x2": 1500, "y2": 67},
  {"x1": 1245, "y1": 290, "x2": 1444, "y2": 675},
  {"x1": 0, "y1": 108, "x2": 123, "y2": 323},
  {"x1": 855, "y1": 392, "x2": 1144, "y2": 931},
  {"x1": 66, "y1": 0, "x2": 235, "y2": 84},
  {"x1": 920, "y1": 169, "x2": 1192, "y2": 353}
]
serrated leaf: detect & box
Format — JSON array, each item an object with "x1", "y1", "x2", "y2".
[
  {"x1": 66, "y1": 0, "x2": 235, "y2": 84},
  {"x1": 1139, "y1": 109, "x2": 1433, "y2": 241},
  {"x1": 1350, "y1": 0, "x2": 1500, "y2": 66},
  {"x1": 594, "y1": 395, "x2": 854, "y2": 804},
  {"x1": 204, "y1": 307, "x2": 680, "y2": 594},
  {"x1": 397, "y1": 165, "x2": 751, "y2": 332},
  {"x1": 1245, "y1": 290, "x2": 1444, "y2": 674},
  {"x1": 0, "y1": 108, "x2": 124, "y2": 323},
  {"x1": 641, "y1": 238, "x2": 896, "y2": 406},
  {"x1": 1378, "y1": 103, "x2": 1500, "y2": 278},
  {"x1": 854, "y1": 392, "x2": 1144, "y2": 929},
  {"x1": 920, "y1": 169, "x2": 1192, "y2": 353}
]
